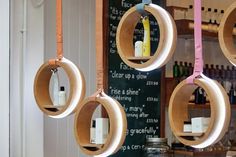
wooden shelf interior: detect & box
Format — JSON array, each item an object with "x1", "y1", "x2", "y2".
[
  {"x1": 81, "y1": 143, "x2": 104, "y2": 151},
  {"x1": 43, "y1": 105, "x2": 65, "y2": 112},
  {"x1": 176, "y1": 132, "x2": 204, "y2": 137},
  {"x1": 127, "y1": 56, "x2": 152, "y2": 61}
]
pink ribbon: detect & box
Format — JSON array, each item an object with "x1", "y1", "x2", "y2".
[{"x1": 187, "y1": 0, "x2": 204, "y2": 84}]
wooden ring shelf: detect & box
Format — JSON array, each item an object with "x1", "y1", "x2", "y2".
[
  {"x1": 74, "y1": 93, "x2": 127, "y2": 157},
  {"x1": 219, "y1": 1, "x2": 236, "y2": 65},
  {"x1": 169, "y1": 75, "x2": 231, "y2": 148},
  {"x1": 116, "y1": 4, "x2": 177, "y2": 71},
  {"x1": 34, "y1": 57, "x2": 86, "y2": 118}
]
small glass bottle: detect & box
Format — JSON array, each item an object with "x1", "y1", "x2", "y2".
[
  {"x1": 143, "y1": 138, "x2": 172, "y2": 157},
  {"x1": 204, "y1": 64, "x2": 210, "y2": 77},
  {"x1": 173, "y1": 61, "x2": 179, "y2": 78},
  {"x1": 179, "y1": 61, "x2": 184, "y2": 78}
]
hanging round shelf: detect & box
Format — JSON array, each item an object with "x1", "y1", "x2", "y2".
[
  {"x1": 116, "y1": 3, "x2": 177, "y2": 71},
  {"x1": 34, "y1": 58, "x2": 86, "y2": 118},
  {"x1": 219, "y1": 1, "x2": 236, "y2": 66},
  {"x1": 74, "y1": 92, "x2": 127, "y2": 157},
  {"x1": 169, "y1": 75, "x2": 231, "y2": 148}
]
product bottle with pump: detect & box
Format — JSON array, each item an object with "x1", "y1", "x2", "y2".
[{"x1": 58, "y1": 86, "x2": 66, "y2": 106}]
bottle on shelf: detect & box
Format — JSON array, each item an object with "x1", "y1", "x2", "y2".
[
  {"x1": 229, "y1": 85, "x2": 235, "y2": 105},
  {"x1": 173, "y1": 61, "x2": 180, "y2": 78},
  {"x1": 188, "y1": 63, "x2": 193, "y2": 76},
  {"x1": 225, "y1": 66, "x2": 232, "y2": 94},
  {"x1": 215, "y1": 65, "x2": 220, "y2": 81},
  {"x1": 58, "y1": 86, "x2": 66, "y2": 106},
  {"x1": 231, "y1": 66, "x2": 236, "y2": 89},
  {"x1": 179, "y1": 61, "x2": 184, "y2": 79},
  {"x1": 183, "y1": 62, "x2": 189, "y2": 78},
  {"x1": 194, "y1": 87, "x2": 206, "y2": 104},
  {"x1": 204, "y1": 64, "x2": 210, "y2": 77},
  {"x1": 209, "y1": 64, "x2": 215, "y2": 78},
  {"x1": 220, "y1": 65, "x2": 226, "y2": 81}
]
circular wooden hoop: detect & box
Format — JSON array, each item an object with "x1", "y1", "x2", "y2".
[
  {"x1": 74, "y1": 93, "x2": 127, "y2": 157},
  {"x1": 169, "y1": 75, "x2": 230, "y2": 148},
  {"x1": 116, "y1": 4, "x2": 177, "y2": 71},
  {"x1": 219, "y1": 1, "x2": 236, "y2": 66},
  {"x1": 34, "y1": 57, "x2": 86, "y2": 118}
]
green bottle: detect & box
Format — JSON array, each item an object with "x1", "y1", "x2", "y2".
[{"x1": 173, "y1": 61, "x2": 179, "y2": 78}]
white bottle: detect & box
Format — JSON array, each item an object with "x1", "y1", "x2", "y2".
[
  {"x1": 58, "y1": 86, "x2": 66, "y2": 106},
  {"x1": 90, "y1": 120, "x2": 96, "y2": 144},
  {"x1": 51, "y1": 69, "x2": 59, "y2": 106},
  {"x1": 134, "y1": 41, "x2": 143, "y2": 57}
]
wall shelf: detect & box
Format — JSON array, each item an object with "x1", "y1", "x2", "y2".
[{"x1": 173, "y1": 150, "x2": 226, "y2": 157}]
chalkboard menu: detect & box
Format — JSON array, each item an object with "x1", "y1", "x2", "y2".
[{"x1": 107, "y1": 0, "x2": 165, "y2": 156}]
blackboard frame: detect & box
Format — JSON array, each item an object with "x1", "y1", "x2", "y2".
[{"x1": 95, "y1": 0, "x2": 166, "y2": 142}]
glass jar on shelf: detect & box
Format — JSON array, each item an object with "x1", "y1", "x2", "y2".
[{"x1": 143, "y1": 137, "x2": 173, "y2": 157}]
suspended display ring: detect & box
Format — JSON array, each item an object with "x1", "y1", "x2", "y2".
[
  {"x1": 34, "y1": 58, "x2": 86, "y2": 118},
  {"x1": 219, "y1": 1, "x2": 236, "y2": 66},
  {"x1": 116, "y1": 3, "x2": 177, "y2": 71},
  {"x1": 74, "y1": 92, "x2": 127, "y2": 157},
  {"x1": 169, "y1": 75, "x2": 230, "y2": 148}
]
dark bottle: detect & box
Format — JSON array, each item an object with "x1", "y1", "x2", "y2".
[
  {"x1": 229, "y1": 85, "x2": 235, "y2": 104},
  {"x1": 231, "y1": 66, "x2": 236, "y2": 80},
  {"x1": 220, "y1": 65, "x2": 226, "y2": 80},
  {"x1": 195, "y1": 87, "x2": 203, "y2": 104},
  {"x1": 188, "y1": 63, "x2": 193, "y2": 76},
  {"x1": 215, "y1": 65, "x2": 220, "y2": 80},
  {"x1": 231, "y1": 66, "x2": 236, "y2": 90},
  {"x1": 173, "y1": 61, "x2": 179, "y2": 78},
  {"x1": 209, "y1": 64, "x2": 215, "y2": 78},
  {"x1": 179, "y1": 61, "x2": 184, "y2": 78},
  {"x1": 225, "y1": 66, "x2": 232, "y2": 94},
  {"x1": 204, "y1": 64, "x2": 210, "y2": 77},
  {"x1": 183, "y1": 62, "x2": 189, "y2": 78},
  {"x1": 226, "y1": 66, "x2": 231, "y2": 80}
]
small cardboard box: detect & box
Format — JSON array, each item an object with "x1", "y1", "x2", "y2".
[
  {"x1": 95, "y1": 118, "x2": 109, "y2": 144},
  {"x1": 191, "y1": 117, "x2": 210, "y2": 133}
]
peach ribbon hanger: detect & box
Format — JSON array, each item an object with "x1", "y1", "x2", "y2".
[
  {"x1": 49, "y1": 0, "x2": 63, "y2": 65},
  {"x1": 187, "y1": 0, "x2": 204, "y2": 84},
  {"x1": 56, "y1": 0, "x2": 63, "y2": 60}
]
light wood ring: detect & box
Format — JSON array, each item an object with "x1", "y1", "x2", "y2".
[
  {"x1": 74, "y1": 93, "x2": 127, "y2": 157},
  {"x1": 34, "y1": 57, "x2": 86, "y2": 118},
  {"x1": 116, "y1": 4, "x2": 177, "y2": 71},
  {"x1": 219, "y1": 1, "x2": 236, "y2": 65},
  {"x1": 169, "y1": 75, "x2": 231, "y2": 148}
]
